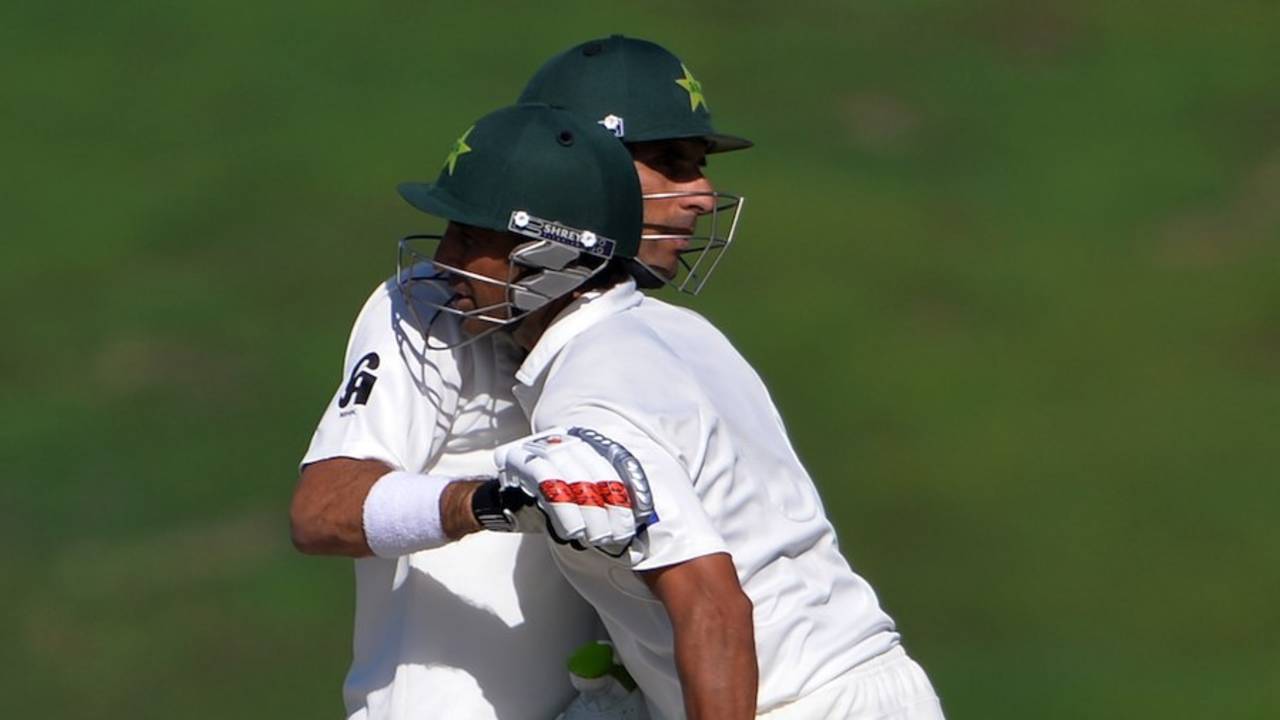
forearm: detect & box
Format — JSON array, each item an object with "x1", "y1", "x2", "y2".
[
  {"x1": 291, "y1": 457, "x2": 389, "y2": 556},
  {"x1": 291, "y1": 457, "x2": 486, "y2": 557},
  {"x1": 670, "y1": 592, "x2": 757, "y2": 719},
  {"x1": 643, "y1": 554, "x2": 758, "y2": 720}
]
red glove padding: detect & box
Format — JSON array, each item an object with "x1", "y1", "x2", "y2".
[{"x1": 494, "y1": 427, "x2": 656, "y2": 549}]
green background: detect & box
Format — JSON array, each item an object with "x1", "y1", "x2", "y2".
[{"x1": 4, "y1": 1, "x2": 1277, "y2": 717}]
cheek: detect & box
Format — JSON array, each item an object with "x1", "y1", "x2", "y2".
[
  {"x1": 457, "y1": 252, "x2": 507, "y2": 281},
  {"x1": 636, "y1": 163, "x2": 679, "y2": 201},
  {"x1": 471, "y1": 258, "x2": 515, "y2": 297},
  {"x1": 643, "y1": 197, "x2": 676, "y2": 226}
]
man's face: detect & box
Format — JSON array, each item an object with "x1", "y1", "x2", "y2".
[
  {"x1": 432, "y1": 222, "x2": 519, "y2": 336},
  {"x1": 630, "y1": 139, "x2": 716, "y2": 280}
]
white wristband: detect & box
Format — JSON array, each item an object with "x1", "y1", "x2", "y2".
[{"x1": 361, "y1": 471, "x2": 453, "y2": 557}]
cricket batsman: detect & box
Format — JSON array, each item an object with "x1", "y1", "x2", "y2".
[{"x1": 292, "y1": 101, "x2": 656, "y2": 718}]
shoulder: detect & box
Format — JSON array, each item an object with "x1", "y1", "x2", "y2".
[
  {"x1": 346, "y1": 274, "x2": 454, "y2": 344},
  {"x1": 636, "y1": 297, "x2": 734, "y2": 343},
  {"x1": 631, "y1": 297, "x2": 752, "y2": 372},
  {"x1": 538, "y1": 307, "x2": 701, "y2": 417},
  {"x1": 562, "y1": 309, "x2": 684, "y2": 375},
  {"x1": 342, "y1": 273, "x2": 466, "y2": 356},
  {"x1": 340, "y1": 275, "x2": 468, "y2": 397}
]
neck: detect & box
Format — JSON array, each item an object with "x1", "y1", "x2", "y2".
[{"x1": 511, "y1": 293, "x2": 578, "y2": 351}]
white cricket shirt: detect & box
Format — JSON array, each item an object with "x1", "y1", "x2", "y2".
[
  {"x1": 513, "y1": 280, "x2": 900, "y2": 720},
  {"x1": 302, "y1": 275, "x2": 599, "y2": 720}
]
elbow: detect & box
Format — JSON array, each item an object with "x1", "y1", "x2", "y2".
[
  {"x1": 289, "y1": 499, "x2": 320, "y2": 555},
  {"x1": 289, "y1": 485, "x2": 334, "y2": 555},
  {"x1": 288, "y1": 459, "x2": 380, "y2": 558},
  {"x1": 290, "y1": 526, "x2": 318, "y2": 555}
]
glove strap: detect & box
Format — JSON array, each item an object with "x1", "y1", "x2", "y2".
[{"x1": 471, "y1": 478, "x2": 517, "y2": 532}]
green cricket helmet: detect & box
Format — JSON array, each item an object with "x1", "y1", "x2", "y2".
[
  {"x1": 395, "y1": 103, "x2": 642, "y2": 346},
  {"x1": 518, "y1": 34, "x2": 751, "y2": 153},
  {"x1": 518, "y1": 35, "x2": 749, "y2": 295}
]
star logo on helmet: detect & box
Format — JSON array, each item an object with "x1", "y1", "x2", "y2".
[
  {"x1": 443, "y1": 126, "x2": 474, "y2": 176},
  {"x1": 674, "y1": 64, "x2": 707, "y2": 112}
]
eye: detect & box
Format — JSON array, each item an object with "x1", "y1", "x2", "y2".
[{"x1": 661, "y1": 154, "x2": 703, "y2": 182}]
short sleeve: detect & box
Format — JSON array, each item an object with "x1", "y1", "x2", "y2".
[{"x1": 301, "y1": 279, "x2": 461, "y2": 473}]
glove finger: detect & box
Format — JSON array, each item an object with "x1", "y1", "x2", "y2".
[
  {"x1": 538, "y1": 441, "x2": 615, "y2": 545},
  {"x1": 569, "y1": 427, "x2": 656, "y2": 525},
  {"x1": 570, "y1": 483, "x2": 612, "y2": 545},
  {"x1": 564, "y1": 442, "x2": 637, "y2": 544},
  {"x1": 520, "y1": 455, "x2": 587, "y2": 541},
  {"x1": 600, "y1": 484, "x2": 637, "y2": 545}
]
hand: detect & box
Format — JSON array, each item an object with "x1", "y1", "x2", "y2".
[{"x1": 495, "y1": 427, "x2": 656, "y2": 549}]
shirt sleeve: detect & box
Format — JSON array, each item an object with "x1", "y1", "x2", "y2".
[{"x1": 301, "y1": 279, "x2": 460, "y2": 473}]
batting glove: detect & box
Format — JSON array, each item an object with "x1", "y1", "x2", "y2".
[{"x1": 492, "y1": 427, "x2": 656, "y2": 550}]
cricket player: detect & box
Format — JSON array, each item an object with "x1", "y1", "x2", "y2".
[
  {"x1": 403, "y1": 37, "x2": 946, "y2": 719},
  {"x1": 292, "y1": 102, "x2": 655, "y2": 718}
]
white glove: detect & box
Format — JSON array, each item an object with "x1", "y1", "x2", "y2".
[
  {"x1": 557, "y1": 640, "x2": 651, "y2": 720},
  {"x1": 556, "y1": 675, "x2": 650, "y2": 720},
  {"x1": 494, "y1": 427, "x2": 656, "y2": 549}
]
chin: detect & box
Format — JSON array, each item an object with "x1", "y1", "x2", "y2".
[
  {"x1": 652, "y1": 263, "x2": 679, "y2": 281},
  {"x1": 637, "y1": 258, "x2": 677, "y2": 279}
]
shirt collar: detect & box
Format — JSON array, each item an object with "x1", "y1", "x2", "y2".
[{"x1": 515, "y1": 278, "x2": 643, "y2": 387}]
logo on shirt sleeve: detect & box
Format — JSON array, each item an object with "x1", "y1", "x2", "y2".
[{"x1": 338, "y1": 352, "x2": 380, "y2": 408}]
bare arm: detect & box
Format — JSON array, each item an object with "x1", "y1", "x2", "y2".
[
  {"x1": 290, "y1": 457, "x2": 482, "y2": 556},
  {"x1": 641, "y1": 553, "x2": 757, "y2": 720}
]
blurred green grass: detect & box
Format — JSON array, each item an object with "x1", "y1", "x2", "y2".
[{"x1": 3, "y1": 1, "x2": 1277, "y2": 717}]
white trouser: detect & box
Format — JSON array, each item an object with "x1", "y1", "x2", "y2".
[{"x1": 757, "y1": 646, "x2": 944, "y2": 720}]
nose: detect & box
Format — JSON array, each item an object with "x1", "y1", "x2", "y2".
[{"x1": 679, "y1": 176, "x2": 716, "y2": 215}]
